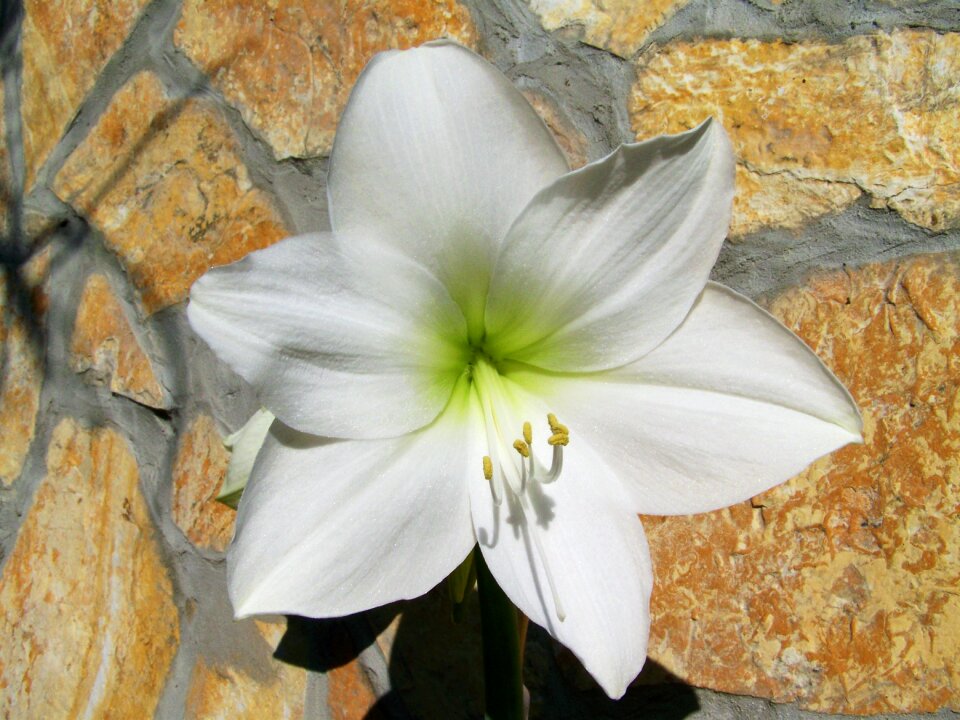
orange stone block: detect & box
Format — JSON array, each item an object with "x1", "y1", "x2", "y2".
[
  {"x1": 172, "y1": 414, "x2": 237, "y2": 552},
  {"x1": 21, "y1": 0, "x2": 149, "y2": 185},
  {"x1": 185, "y1": 620, "x2": 306, "y2": 719},
  {"x1": 527, "y1": 0, "x2": 688, "y2": 58},
  {"x1": 644, "y1": 253, "x2": 960, "y2": 714},
  {"x1": 53, "y1": 71, "x2": 289, "y2": 314},
  {"x1": 70, "y1": 273, "x2": 168, "y2": 408},
  {"x1": 0, "y1": 419, "x2": 179, "y2": 717},
  {"x1": 328, "y1": 659, "x2": 384, "y2": 720},
  {"x1": 0, "y1": 248, "x2": 49, "y2": 485},
  {"x1": 175, "y1": 0, "x2": 476, "y2": 159},
  {"x1": 631, "y1": 31, "x2": 960, "y2": 235}
]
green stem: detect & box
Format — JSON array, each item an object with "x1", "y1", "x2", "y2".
[{"x1": 475, "y1": 547, "x2": 524, "y2": 720}]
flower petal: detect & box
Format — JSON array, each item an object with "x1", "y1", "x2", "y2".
[
  {"x1": 188, "y1": 233, "x2": 468, "y2": 439},
  {"x1": 484, "y1": 119, "x2": 735, "y2": 371},
  {"x1": 229, "y1": 378, "x2": 483, "y2": 617},
  {"x1": 469, "y1": 387, "x2": 652, "y2": 699},
  {"x1": 328, "y1": 41, "x2": 568, "y2": 340},
  {"x1": 505, "y1": 283, "x2": 863, "y2": 515}
]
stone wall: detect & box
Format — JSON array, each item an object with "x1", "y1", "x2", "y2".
[{"x1": 1, "y1": 0, "x2": 958, "y2": 718}]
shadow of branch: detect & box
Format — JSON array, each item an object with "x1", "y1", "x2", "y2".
[{"x1": 1, "y1": 9, "x2": 253, "y2": 364}]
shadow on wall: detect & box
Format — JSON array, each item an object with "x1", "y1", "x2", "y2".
[
  {"x1": 276, "y1": 585, "x2": 700, "y2": 720},
  {"x1": 1, "y1": 0, "x2": 49, "y2": 361},
  {"x1": 0, "y1": 0, "x2": 253, "y2": 364}
]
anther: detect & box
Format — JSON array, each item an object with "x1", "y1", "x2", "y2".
[
  {"x1": 513, "y1": 439, "x2": 530, "y2": 457},
  {"x1": 547, "y1": 432, "x2": 569, "y2": 446},
  {"x1": 547, "y1": 413, "x2": 568, "y2": 436},
  {"x1": 522, "y1": 421, "x2": 532, "y2": 445},
  {"x1": 482, "y1": 455, "x2": 493, "y2": 480}
]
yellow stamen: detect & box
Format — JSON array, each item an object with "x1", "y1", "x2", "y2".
[
  {"x1": 522, "y1": 421, "x2": 532, "y2": 445},
  {"x1": 548, "y1": 432, "x2": 569, "y2": 446},
  {"x1": 513, "y1": 439, "x2": 530, "y2": 457},
  {"x1": 547, "y1": 413, "x2": 568, "y2": 436},
  {"x1": 482, "y1": 455, "x2": 493, "y2": 480}
]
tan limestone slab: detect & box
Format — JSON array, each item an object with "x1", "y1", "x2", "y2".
[
  {"x1": 631, "y1": 30, "x2": 960, "y2": 236},
  {"x1": 53, "y1": 71, "x2": 289, "y2": 314},
  {"x1": 527, "y1": 0, "x2": 687, "y2": 58},
  {"x1": 0, "y1": 248, "x2": 49, "y2": 485},
  {"x1": 185, "y1": 620, "x2": 306, "y2": 719},
  {"x1": 21, "y1": 0, "x2": 149, "y2": 186},
  {"x1": 70, "y1": 273, "x2": 168, "y2": 408},
  {"x1": 0, "y1": 418, "x2": 179, "y2": 717},
  {"x1": 175, "y1": 0, "x2": 476, "y2": 160},
  {"x1": 644, "y1": 253, "x2": 960, "y2": 714},
  {"x1": 172, "y1": 414, "x2": 237, "y2": 552}
]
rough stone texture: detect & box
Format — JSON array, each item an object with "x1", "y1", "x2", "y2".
[
  {"x1": 20, "y1": 0, "x2": 150, "y2": 186},
  {"x1": 527, "y1": 0, "x2": 687, "y2": 58},
  {"x1": 328, "y1": 657, "x2": 382, "y2": 720},
  {"x1": 732, "y1": 168, "x2": 862, "y2": 240},
  {"x1": 6, "y1": 0, "x2": 960, "y2": 717},
  {"x1": 0, "y1": 248, "x2": 49, "y2": 485},
  {"x1": 0, "y1": 419, "x2": 179, "y2": 717},
  {"x1": 53, "y1": 71, "x2": 289, "y2": 314},
  {"x1": 175, "y1": 0, "x2": 477, "y2": 160},
  {"x1": 631, "y1": 30, "x2": 960, "y2": 237},
  {"x1": 172, "y1": 414, "x2": 236, "y2": 553},
  {"x1": 645, "y1": 253, "x2": 960, "y2": 714},
  {"x1": 185, "y1": 620, "x2": 306, "y2": 719},
  {"x1": 70, "y1": 273, "x2": 168, "y2": 408}
]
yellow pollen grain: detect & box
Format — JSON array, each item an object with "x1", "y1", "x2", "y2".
[
  {"x1": 522, "y1": 421, "x2": 532, "y2": 445},
  {"x1": 548, "y1": 432, "x2": 569, "y2": 446},
  {"x1": 482, "y1": 455, "x2": 493, "y2": 480},
  {"x1": 513, "y1": 439, "x2": 530, "y2": 457}
]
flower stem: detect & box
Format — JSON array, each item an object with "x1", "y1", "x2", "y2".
[{"x1": 475, "y1": 547, "x2": 525, "y2": 720}]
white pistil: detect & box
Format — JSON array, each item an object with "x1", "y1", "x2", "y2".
[
  {"x1": 472, "y1": 356, "x2": 571, "y2": 622},
  {"x1": 541, "y1": 444, "x2": 564, "y2": 484},
  {"x1": 517, "y1": 490, "x2": 566, "y2": 622}
]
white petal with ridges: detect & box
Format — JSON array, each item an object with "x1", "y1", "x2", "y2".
[
  {"x1": 328, "y1": 41, "x2": 568, "y2": 340},
  {"x1": 469, "y1": 384, "x2": 653, "y2": 699},
  {"x1": 505, "y1": 283, "x2": 862, "y2": 515},
  {"x1": 229, "y1": 378, "x2": 483, "y2": 617},
  {"x1": 188, "y1": 233, "x2": 468, "y2": 439},
  {"x1": 484, "y1": 119, "x2": 735, "y2": 371}
]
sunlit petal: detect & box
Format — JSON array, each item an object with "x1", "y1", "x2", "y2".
[
  {"x1": 188, "y1": 233, "x2": 469, "y2": 439},
  {"x1": 485, "y1": 119, "x2": 734, "y2": 371},
  {"x1": 505, "y1": 283, "x2": 862, "y2": 515},
  {"x1": 469, "y1": 389, "x2": 652, "y2": 699},
  {"x1": 230, "y1": 379, "x2": 483, "y2": 616},
  {"x1": 329, "y1": 41, "x2": 568, "y2": 339}
]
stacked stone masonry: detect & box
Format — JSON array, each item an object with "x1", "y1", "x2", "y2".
[{"x1": 0, "y1": 0, "x2": 957, "y2": 718}]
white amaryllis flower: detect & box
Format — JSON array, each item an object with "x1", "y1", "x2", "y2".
[{"x1": 187, "y1": 42, "x2": 861, "y2": 698}]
